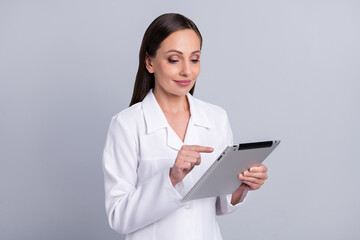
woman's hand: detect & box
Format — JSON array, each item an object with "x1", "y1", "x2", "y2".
[
  {"x1": 170, "y1": 145, "x2": 213, "y2": 187},
  {"x1": 231, "y1": 164, "x2": 268, "y2": 205}
]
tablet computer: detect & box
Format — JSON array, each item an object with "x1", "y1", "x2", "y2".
[{"x1": 182, "y1": 140, "x2": 280, "y2": 201}]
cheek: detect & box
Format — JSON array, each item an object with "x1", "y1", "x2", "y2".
[
  {"x1": 193, "y1": 65, "x2": 201, "y2": 78},
  {"x1": 157, "y1": 63, "x2": 179, "y2": 78}
]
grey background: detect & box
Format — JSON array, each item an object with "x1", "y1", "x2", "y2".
[{"x1": 1, "y1": 0, "x2": 359, "y2": 239}]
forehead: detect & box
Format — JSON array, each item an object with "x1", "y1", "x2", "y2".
[{"x1": 158, "y1": 29, "x2": 201, "y2": 53}]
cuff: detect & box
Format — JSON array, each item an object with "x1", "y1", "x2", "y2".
[
  {"x1": 217, "y1": 190, "x2": 250, "y2": 215},
  {"x1": 172, "y1": 172, "x2": 194, "y2": 199},
  {"x1": 164, "y1": 168, "x2": 184, "y2": 201},
  {"x1": 226, "y1": 188, "x2": 249, "y2": 207}
]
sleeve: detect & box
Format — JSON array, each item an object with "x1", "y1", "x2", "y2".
[
  {"x1": 102, "y1": 116, "x2": 184, "y2": 234},
  {"x1": 216, "y1": 111, "x2": 249, "y2": 215}
]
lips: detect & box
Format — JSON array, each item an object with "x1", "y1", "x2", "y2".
[{"x1": 174, "y1": 80, "x2": 192, "y2": 87}]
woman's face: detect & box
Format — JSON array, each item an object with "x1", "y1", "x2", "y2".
[{"x1": 146, "y1": 29, "x2": 201, "y2": 97}]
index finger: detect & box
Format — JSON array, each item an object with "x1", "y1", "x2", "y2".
[{"x1": 189, "y1": 145, "x2": 214, "y2": 153}]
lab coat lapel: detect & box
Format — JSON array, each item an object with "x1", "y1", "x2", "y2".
[
  {"x1": 166, "y1": 127, "x2": 183, "y2": 151},
  {"x1": 142, "y1": 91, "x2": 167, "y2": 134},
  {"x1": 142, "y1": 90, "x2": 183, "y2": 151},
  {"x1": 164, "y1": 93, "x2": 212, "y2": 150},
  {"x1": 186, "y1": 93, "x2": 211, "y2": 130},
  {"x1": 142, "y1": 90, "x2": 212, "y2": 151}
]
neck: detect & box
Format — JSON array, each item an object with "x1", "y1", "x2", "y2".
[{"x1": 153, "y1": 88, "x2": 189, "y2": 113}]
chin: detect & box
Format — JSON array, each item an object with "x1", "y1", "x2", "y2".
[
  {"x1": 169, "y1": 89, "x2": 189, "y2": 97},
  {"x1": 155, "y1": 82, "x2": 195, "y2": 97},
  {"x1": 174, "y1": 85, "x2": 194, "y2": 96}
]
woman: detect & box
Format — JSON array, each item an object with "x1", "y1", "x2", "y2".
[{"x1": 102, "y1": 13, "x2": 268, "y2": 240}]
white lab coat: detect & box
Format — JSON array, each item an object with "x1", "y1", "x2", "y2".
[{"x1": 102, "y1": 90, "x2": 248, "y2": 240}]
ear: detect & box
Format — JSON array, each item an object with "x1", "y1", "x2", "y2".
[{"x1": 145, "y1": 53, "x2": 155, "y2": 74}]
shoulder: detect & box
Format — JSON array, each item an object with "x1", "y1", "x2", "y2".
[
  {"x1": 105, "y1": 103, "x2": 145, "y2": 145},
  {"x1": 112, "y1": 102, "x2": 142, "y2": 123},
  {"x1": 108, "y1": 102, "x2": 145, "y2": 137}
]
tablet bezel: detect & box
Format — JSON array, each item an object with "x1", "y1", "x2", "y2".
[{"x1": 182, "y1": 140, "x2": 280, "y2": 202}]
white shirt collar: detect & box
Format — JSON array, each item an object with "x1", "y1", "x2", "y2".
[{"x1": 141, "y1": 90, "x2": 211, "y2": 135}]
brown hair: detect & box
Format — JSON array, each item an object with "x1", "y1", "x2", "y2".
[{"x1": 129, "y1": 13, "x2": 202, "y2": 106}]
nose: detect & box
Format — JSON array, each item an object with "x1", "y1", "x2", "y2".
[{"x1": 180, "y1": 61, "x2": 191, "y2": 77}]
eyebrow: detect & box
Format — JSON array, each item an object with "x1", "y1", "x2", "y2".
[{"x1": 165, "y1": 49, "x2": 201, "y2": 54}]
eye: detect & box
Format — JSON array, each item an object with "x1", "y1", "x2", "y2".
[
  {"x1": 168, "y1": 58, "x2": 179, "y2": 64},
  {"x1": 191, "y1": 59, "x2": 200, "y2": 63}
]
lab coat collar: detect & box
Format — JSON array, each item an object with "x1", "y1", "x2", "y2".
[
  {"x1": 142, "y1": 90, "x2": 169, "y2": 134},
  {"x1": 186, "y1": 92, "x2": 212, "y2": 129},
  {"x1": 141, "y1": 90, "x2": 211, "y2": 150}
]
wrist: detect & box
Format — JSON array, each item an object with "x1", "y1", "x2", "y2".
[
  {"x1": 231, "y1": 184, "x2": 247, "y2": 205},
  {"x1": 169, "y1": 168, "x2": 180, "y2": 187}
]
